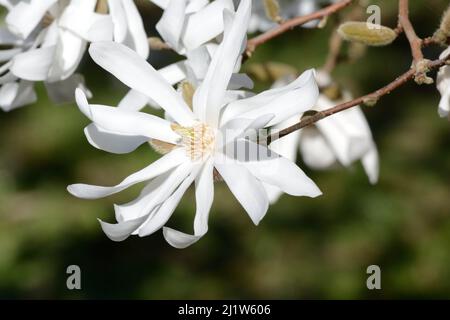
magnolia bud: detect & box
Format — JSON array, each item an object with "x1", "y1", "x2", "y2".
[
  {"x1": 338, "y1": 22, "x2": 397, "y2": 46},
  {"x1": 178, "y1": 81, "x2": 195, "y2": 109},
  {"x1": 263, "y1": 0, "x2": 282, "y2": 23},
  {"x1": 95, "y1": 0, "x2": 109, "y2": 14}
]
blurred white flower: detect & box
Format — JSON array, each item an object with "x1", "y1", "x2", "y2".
[
  {"x1": 1, "y1": 0, "x2": 148, "y2": 109},
  {"x1": 68, "y1": 0, "x2": 321, "y2": 248},
  {"x1": 268, "y1": 72, "x2": 378, "y2": 203},
  {"x1": 247, "y1": 0, "x2": 336, "y2": 33},
  {"x1": 0, "y1": 25, "x2": 37, "y2": 111},
  {"x1": 436, "y1": 47, "x2": 450, "y2": 119}
]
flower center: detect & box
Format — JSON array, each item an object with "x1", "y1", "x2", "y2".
[{"x1": 171, "y1": 123, "x2": 215, "y2": 161}]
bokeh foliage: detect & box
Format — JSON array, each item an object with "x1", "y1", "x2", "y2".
[{"x1": 0, "y1": 0, "x2": 449, "y2": 299}]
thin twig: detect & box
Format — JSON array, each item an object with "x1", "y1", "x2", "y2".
[
  {"x1": 398, "y1": 0, "x2": 423, "y2": 62},
  {"x1": 246, "y1": 0, "x2": 353, "y2": 57},
  {"x1": 268, "y1": 57, "x2": 449, "y2": 144}
]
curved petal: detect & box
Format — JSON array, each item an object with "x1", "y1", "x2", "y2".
[
  {"x1": 193, "y1": 0, "x2": 251, "y2": 126},
  {"x1": 75, "y1": 88, "x2": 179, "y2": 143},
  {"x1": 10, "y1": 46, "x2": 55, "y2": 81},
  {"x1": 299, "y1": 126, "x2": 337, "y2": 169},
  {"x1": 361, "y1": 144, "x2": 379, "y2": 185},
  {"x1": 156, "y1": 0, "x2": 187, "y2": 51},
  {"x1": 67, "y1": 148, "x2": 188, "y2": 199},
  {"x1": 138, "y1": 165, "x2": 201, "y2": 237},
  {"x1": 115, "y1": 163, "x2": 194, "y2": 223},
  {"x1": 118, "y1": 89, "x2": 149, "y2": 111},
  {"x1": 108, "y1": 0, "x2": 128, "y2": 43},
  {"x1": 89, "y1": 42, "x2": 195, "y2": 126},
  {"x1": 121, "y1": 0, "x2": 149, "y2": 58},
  {"x1": 221, "y1": 69, "x2": 319, "y2": 126},
  {"x1": 6, "y1": 0, "x2": 57, "y2": 39},
  {"x1": 182, "y1": 0, "x2": 235, "y2": 50},
  {"x1": 214, "y1": 154, "x2": 268, "y2": 226},
  {"x1": 163, "y1": 158, "x2": 214, "y2": 248},
  {"x1": 232, "y1": 140, "x2": 322, "y2": 198},
  {"x1": 99, "y1": 215, "x2": 148, "y2": 242},
  {"x1": 84, "y1": 123, "x2": 148, "y2": 154}
]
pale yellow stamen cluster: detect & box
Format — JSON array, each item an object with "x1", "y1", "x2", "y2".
[{"x1": 171, "y1": 123, "x2": 215, "y2": 161}]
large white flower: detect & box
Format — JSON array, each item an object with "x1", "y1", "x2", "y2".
[
  {"x1": 436, "y1": 47, "x2": 450, "y2": 119},
  {"x1": 6, "y1": 0, "x2": 148, "y2": 85},
  {"x1": 68, "y1": 0, "x2": 321, "y2": 248},
  {"x1": 268, "y1": 72, "x2": 378, "y2": 203}
]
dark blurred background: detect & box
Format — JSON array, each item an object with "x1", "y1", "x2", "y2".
[{"x1": 0, "y1": 0, "x2": 449, "y2": 299}]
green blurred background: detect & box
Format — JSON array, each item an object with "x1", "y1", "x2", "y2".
[{"x1": 0, "y1": 0, "x2": 449, "y2": 299}]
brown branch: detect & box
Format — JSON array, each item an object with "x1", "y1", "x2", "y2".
[
  {"x1": 246, "y1": 0, "x2": 353, "y2": 57},
  {"x1": 398, "y1": 0, "x2": 423, "y2": 62},
  {"x1": 268, "y1": 57, "x2": 449, "y2": 144}
]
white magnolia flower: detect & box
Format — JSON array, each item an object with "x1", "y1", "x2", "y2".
[
  {"x1": 4, "y1": 0, "x2": 148, "y2": 97},
  {"x1": 268, "y1": 72, "x2": 378, "y2": 203},
  {"x1": 436, "y1": 47, "x2": 450, "y2": 119},
  {"x1": 247, "y1": 0, "x2": 336, "y2": 33},
  {"x1": 68, "y1": 0, "x2": 321, "y2": 248}
]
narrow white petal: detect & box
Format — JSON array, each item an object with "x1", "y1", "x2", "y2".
[
  {"x1": 221, "y1": 69, "x2": 319, "y2": 126},
  {"x1": 89, "y1": 42, "x2": 195, "y2": 126},
  {"x1": 232, "y1": 140, "x2": 322, "y2": 198},
  {"x1": 163, "y1": 158, "x2": 214, "y2": 248},
  {"x1": 67, "y1": 148, "x2": 188, "y2": 199},
  {"x1": 84, "y1": 124, "x2": 148, "y2": 154},
  {"x1": 361, "y1": 144, "x2": 379, "y2": 185},
  {"x1": 156, "y1": 0, "x2": 187, "y2": 51},
  {"x1": 99, "y1": 215, "x2": 148, "y2": 242},
  {"x1": 121, "y1": 0, "x2": 149, "y2": 58},
  {"x1": 75, "y1": 88, "x2": 179, "y2": 143},
  {"x1": 182, "y1": 0, "x2": 235, "y2": 50},
  {"x1": 215, "y1": 154, "x2": 268, "y2": 225},
  {"x1": 193, "y1": 0, "x2": 251, "y2": 126},
  {"x1": 6, "y1": 0, "x2": 57, "y2": 39},
  {"x1": 116, "y1": 163, "x2": 194, "y2": 224},
  {"x1": 10, "y1": 46, "x2": 55, "y2": 81},
  {"x1": 138, "y1": 165, "x2": 201, "y2": 237}
]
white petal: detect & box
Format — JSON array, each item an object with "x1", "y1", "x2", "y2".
[
  {"x1": 218, "y1": 114, "x2": 274, "y2": 148},
  {"x1": 75, "y1": 88, "x2": 179, "y2": 143},
  {"x1": 299, "y1": 127, "x2": 337, "y2": 169},
  {"x1": 214, "y1": 154, "x2": 268, "y2": 225},
  {"x1": 84, "y1": 123, "x2": 148, "y2": 154},
  {"x1": 361, "y1": 144, "x2": 379, "y2": 184},
  {"x1": 99, "y1": 215, "x2": 148, "y2": 242},
  {"x1": 115, "y1": 163, "x2": 194, "y2": 223},
  {"x1": 89, "y1": 42, "x2": 195, "y2": 126},
  {"x1": 193, "y1": 0, "x2": 251, "y2": 126},
  {"x1": 67, "y1": 148, "x2": 188, "y2": 199},
  {"x1": 163, "y1": 158, "x2": 214, "y2": 248},
  {"x1": 0, "y1": 80, "x2": 36, "y2": 111},
  {"x1": 156, "y1": 0, "x2": 187, "y2": 51},
  {"x1": 232, "y1": 140, "x2": 322, "y2": 198},
  {"x1": 108, "y1": 0, "x2": 128, "y2": 43},
  {"x1": 59, "y1": 4, "x2": 113, "y2": 41},
  {"x1": 221, "y1": 69, "x2": 318, "y2": 126},
  {"x1": 10, "y1": 46, "x2": 55, "y2": 81},
  {"x1": 118, "y1": 89, "x2": 149, "y2": 111},
  {"x1": 182, "y1": 0, "x2": 235, "y2": 50},
  {"x1": 6, "y1": 0, "x2": 57, "y2": 39},
  {"x1": 138, "y1": 165, "x2": 201, "y2": 237},
  {"x1": 121, "y1": 0, "x2": 150, "y2": 58}
]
